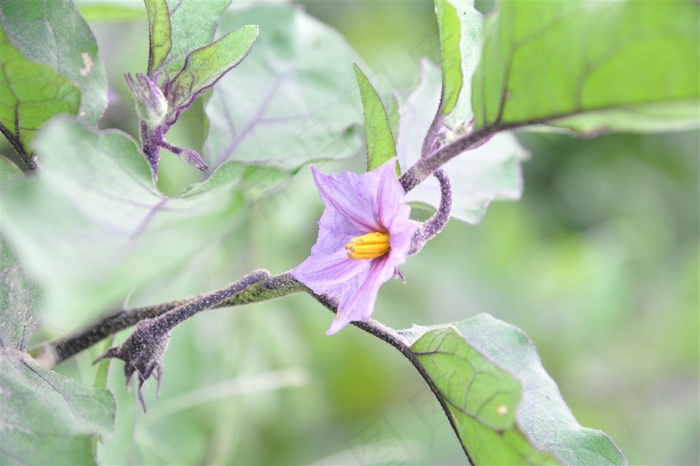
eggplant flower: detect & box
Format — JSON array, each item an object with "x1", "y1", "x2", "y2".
[{"x1": 290, "y1": 160, "x2": 417, "y2": 335}]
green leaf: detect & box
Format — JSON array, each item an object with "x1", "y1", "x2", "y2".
[
  {"x1": 401, "y1": 314, "x2": 626, "y2": 465},
  {"x1": 203, "y1": 6, "x2": 362, "y2": 172},
  {"x1": 353, "y1": 64, "x2": 397, "y2": 172},
  {"x1": 0, "y1": 181, "x2": 114, "y2": 465},
  {"x1": 397, "y1": 60, "x2": 528, "y2": 224},
  {"x1": 434, "y1": 0, "x2": 462, "y2": 115},
  {"x1": 472, "y1": 0, "x2": 700, "y2": 134},
  {"x1": 0, "y1": 0, "x2": 107, "y2": 127},
  {"x1": 0, "y1": 117, "x2": 288, "y2": 326},
  {"x1": 166, "y1": 25, "x2": 258, "y2": 124},
  {"x1": 145, "y1": 0, "x2": 172, "y2": 75},
  {"x1": 0, "y1": 158, "x2": 38, "y2": 350},
  {"x1": 78, "y1": 4, "x2": 146, "y2": 23},
  {"x1": 434, "y1": 0, "x2": 482, "y2": 123},
  {"x1": 160, "y1": 0, "x2": 231, "y2": 76},
  {"x1": 0, "y1": 27, "x2": 80, "y2": 157},
  {"x1": 0, "y1": 349, "x2": 115, "y2": 465}
]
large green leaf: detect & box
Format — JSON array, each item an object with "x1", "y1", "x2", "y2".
[
  {"x1": 166, "y1": 25, "x2": 258, "y2": 125},
  {"x1": 472, "y1": 0, "x2": 700, "y2": 134},
  {"x1": 0, "y1": 0, "x2": 107, "y2": 128},
  {"x1": 397, "y1": 60, "x2": 528, "y2": 224},
  {"x1": 0, "y1": 117, "x2": 287, "y2": 327},
  {"x1": 353, "y1": 64, "x2": 397, "y2": 172},
  {"x1": 203, "y1": 6, "x2": 362, "y2": 172},
  {"x1": 159, "y1": 0, "x2": 230, "y2": 77},
  {"x1": 0, "y1": 27, "x2": 80, "y2": 158},
  {"x1": 401, "y1": 314, "x2": 626, "y2": 465}
]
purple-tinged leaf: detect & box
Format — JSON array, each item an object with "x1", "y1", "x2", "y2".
[
  {"x1": 166, "y1": 25, "x2": 258, "y2": 126},
  {"x1": 203, "y1": 6, "x2": 362, "y2": 172},
  {"x1": 0, "y1": 117, "x2": 287, "y2": 327},
  {"x1": 145, "y1": 0, "x2": 172, "y2": 75}
]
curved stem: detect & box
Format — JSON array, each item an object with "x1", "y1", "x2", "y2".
[
  {"x1": 310, "y1": 291, "x2": 473, "y2": 464},
  {"x1": 409, "y1": 169, "x2": 452, "y2": 256},
  {"x1": 399, "y1": 125, "x2": 497, "y2": 192}
]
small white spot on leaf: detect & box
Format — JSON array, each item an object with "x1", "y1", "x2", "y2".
[
  {"x1": 496, "y1": 405, "x2": 508, "y2": 415},
  {"x1": 79, "y1": 52, "x2": 93, "y2": 77}
]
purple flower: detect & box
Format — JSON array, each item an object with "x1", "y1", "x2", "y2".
[{"x1": 290, "y1": 160, "x2": 417, "y2": 335}]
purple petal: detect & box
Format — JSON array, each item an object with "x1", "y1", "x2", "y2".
[
  {"x1": 293, "y1": 160, "x2": 419, "y2": 335},
  {"x1": 290, "y1": 249, "x2": 371, "y2": 297},
  {"x1": 311, "y1": 166, "x2": 382, "y2": 232},
  {"x1": 310, "y1": 202, "x2": 365, "y2": 257},
  {"x1": 327, "y1": 255, "x2": 395, "y2": 335}
]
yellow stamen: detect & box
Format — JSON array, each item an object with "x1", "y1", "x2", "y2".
[{"x1": 345, "y1": 232, "x2": 390, "y2": 260}]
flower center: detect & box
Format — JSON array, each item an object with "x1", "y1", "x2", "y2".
[{"x1": 345, "y1": 232, "x2": 391, "y2": 260}]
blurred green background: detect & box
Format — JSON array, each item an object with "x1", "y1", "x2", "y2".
[{"x1": 12, "y1": 1, "x2": 697, "y2": 464}]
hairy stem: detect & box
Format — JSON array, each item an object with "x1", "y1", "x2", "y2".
[
  {"x1": 399, "y1": 125, "x2": 497, "y2": 192},
  {"x1": 310, "y1": 291, "x2": 473, "y2": 463},
  {"x1": 409, "y1": 169, "x2": 452, "y2": 256},
  {"x1": 32, "y1": 272, "x2": 306, "y2": 368}
]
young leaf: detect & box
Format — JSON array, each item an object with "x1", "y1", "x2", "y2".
[
  {"x1": 0, "y1": 27, "x2": 80, "y2": 158},
  {"x1": 401, "y1": 314, "x2": 626, "y2": 465},
  {"x1": 0, "y1": 117, "x2": 288, "y2": 326},
  {"x1": 353, "y1": 64, "x2": 397, "y2": 172},
  {"x1": 0, "y1": 0, "x2": 107, "y2": 127},
  {"x1": 203, "y1": 6, "x2": 362, "y2": 172},
  {"x1": 166, "y1": 25, "x2": 258, "y2": 125},
  {"x1": 397, "y1": 60, "x2": 528, "y2": 224},
  {"x1": 472, "y1": 0, "x2": 700, "y2": 134},
  {"x1": 145, "y1": 0, "x2": 172, "y2": 75},
  {"x1": 159, "y1": 0, "x2": 231, "y2": 76}
]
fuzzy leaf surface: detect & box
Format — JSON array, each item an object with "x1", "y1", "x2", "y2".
[
  {"x1": 0, "y1": 163, "x2": 115, "y2": 465},
  {"x1": 0, "y1": 349, "x2": 115, "y2": 465},
  {"x1": 401, "y1": 314, "x2": 626, "y2": 465},
  {"x1": 0, "y1": 117, "x2": 287, "y2": 326},
  {"x1": 203, "y1": 6, "x2": 362, "y2": 172}
]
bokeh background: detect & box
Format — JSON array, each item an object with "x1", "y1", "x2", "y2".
[{"x1": 10, "y1": 1, "x2": 697, "y2": 464}]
